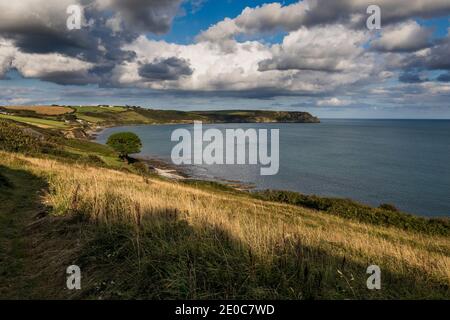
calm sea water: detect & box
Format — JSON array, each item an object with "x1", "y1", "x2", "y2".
[{"x1": 96, "y1": 120, "x2": 450, "y2": 217}]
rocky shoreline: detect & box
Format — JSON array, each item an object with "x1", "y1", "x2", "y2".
[
  {"x1": 88, "y1": 124, "x2": 258, "y2": 189},
  {"x1": 134, "y1": 155, "x2": 256, "y2": 190}
]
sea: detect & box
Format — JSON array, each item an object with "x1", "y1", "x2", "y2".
[{"x1": 96, "y1": 119, "x2": 450, "y2": 217}]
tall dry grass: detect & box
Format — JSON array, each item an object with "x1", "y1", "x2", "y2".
[{"x1": 1, "y1": 151, "x2": 449, "y2": 299}]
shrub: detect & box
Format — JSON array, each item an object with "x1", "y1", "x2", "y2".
[
  {"x1": 131, "y1": 161, "x2": 150, "y2": 175},
  {"x1": 84, "y1": 154, "x2": 105, "y2": 166},
  {"x1": 0, "y1": 119, "x2": 43, "y2": 153},
  {"x1": 379, "y1": 203, "x2": 399, "y2": 212},
  {"x1": 63, "y1": 114, "x2": 78, "y2": 121}
]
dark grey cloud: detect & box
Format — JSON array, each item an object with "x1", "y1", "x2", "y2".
[
  {"x1": 422, "y1": 38, "x2": 450, "y2": 71},
  {"x1": 300, "y1": 0, "x2": 450, "y2": 27},
  {"x1": 437, "y1": 72, "x2": 450, "y2": 82},
  {"x1": 391, "y1": 31, "x2": 450, "y2": 84},
  {"x1": 0, "y1": 0, "x2": 183, "y2": 84},
  {"x1": 37, "y1": 70, "x2": 100, "y2": 86},
  {"x1": 399, "y1": 71, "x2": 428, "y2": 83},
  {"x1": 401, "y1": 35, "x2": 450, "y2": 72},
  {"x1": 106, "y1": 0, "x2": 183, "y2": 34},
  {"x1": 138, "y1": 57, "x2": 193, "y2": 81},
  {"x1": 258, "y1": 56, "x2": 341, "y2": 73}
]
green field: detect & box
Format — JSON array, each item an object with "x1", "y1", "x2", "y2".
[
  {"x1": 72, "y1": 106, "x2": 128, "y2": 113},
  {"x1": 0, "y1": 114, "x2": 67, "y2": 129}
]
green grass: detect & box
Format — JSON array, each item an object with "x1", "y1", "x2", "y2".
[
  {"x1": 133, "y1": 108, "x2": 207, "y2": 123},
  {"x1": 63, "y1": 138, "x2": 116, "y2": 157},
  {"x1": 73, "y1": 106, "x2": 128, "y2": 113},
  {"x1": 73, "y1": 106, "x2": 130, "y2": 123},
  {"x1": 0, "y1": 114, "x2": 67, "y2": 129},
  {"x1": 76, "y1": 110, "x2": 153, "y2": 125},
  {"x1": 75, "y1": 114, "x2": 104, "y2": 123}
]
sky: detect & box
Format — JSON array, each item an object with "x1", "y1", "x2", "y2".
[{"x1": 0, "y1": 0, "x2": 450, "y2": 118}]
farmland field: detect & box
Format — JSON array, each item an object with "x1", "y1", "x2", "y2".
[
  {"x1": 0, "y1": 114, "x2": 68, "y2": 129},
  {"x1": 3, "y1": 105, "x2": 73, "y2": 115},
  {"x1": 73, "y1": 106, "x2": 128, "y2": 113}
]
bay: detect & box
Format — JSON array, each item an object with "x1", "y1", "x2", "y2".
[{"x1": 96, "y1": 119, "x2": 450, "y2": 217}]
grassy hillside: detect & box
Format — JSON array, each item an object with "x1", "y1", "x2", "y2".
[
  {"x1": 0, "y1": 119, "x2": 126, "y2": 168},
  {"x1": 0, "y1": 119, "x2": 449, "y2": 299},
  {"x1": 72, "y1": 106, "x2": 320, "y2": 125},
  {"x1": 0, "y1": 151, "x2": 449, "y2": 299},
  {"x1": 192, "y1": 110, "x2": 320, "y2": 123}
]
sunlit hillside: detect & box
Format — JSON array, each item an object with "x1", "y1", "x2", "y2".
[{"x1": 1, "y1": 151, "x2": 448, "y2": 299}]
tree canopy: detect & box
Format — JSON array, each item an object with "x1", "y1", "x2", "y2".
[{"x1": 107, "y1": 132, "x2": 142, "y2": 159}]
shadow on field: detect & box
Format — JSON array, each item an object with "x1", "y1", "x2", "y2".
[
  {"x1": 0, "y1": 165, "x2": 50, "y2": 299},
  {"x1": 69, "y1": 208, "x2": 449, "y2": 300}
]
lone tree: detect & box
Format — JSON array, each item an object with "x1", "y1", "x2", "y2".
[{"x1": 107, "y1": 132, "x2": 142, "y2": 161}]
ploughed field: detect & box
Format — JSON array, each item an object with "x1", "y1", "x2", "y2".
[{"x1": 2, "y1": 105, "x2": 73, "y2": 115}]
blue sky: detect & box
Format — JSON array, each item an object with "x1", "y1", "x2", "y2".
[
  {"x1": 0, "y1": 0, "x2": 450, "y2": 118},
  {"x1": 158, "y1": 0, "x2": 299, "y2": 44}
]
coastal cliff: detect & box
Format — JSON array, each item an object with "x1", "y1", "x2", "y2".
[{"x1": 190, "y1": 110, "x2": 320, "y2": 124}]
